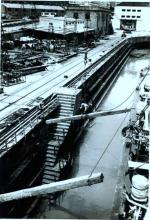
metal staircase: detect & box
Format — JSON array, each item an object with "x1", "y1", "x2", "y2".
[{"x1": 42, "y1": 91, "x2": 77, "y2": 185}]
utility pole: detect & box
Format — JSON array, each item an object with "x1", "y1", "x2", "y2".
[
  {"x1": 0, "y1": 173, "x2": 104, "y2": 203},
  {"x1": 63, "y1": 15, "x2": 68, "y2": 54},
  {"x1": 73, "y1": 12, "x2": 78, "y2": 53}
]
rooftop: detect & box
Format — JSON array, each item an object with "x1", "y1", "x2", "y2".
[
  {"x1": 117, "y1": 2, "x2": 150, "y2": 7},
  {"x1": 3, "y1": 3, "x2": 64, "y2": 10}
]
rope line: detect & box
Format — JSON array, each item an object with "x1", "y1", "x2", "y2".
[{"x1": 88, "y1": 111, "x2": 130, "y2": 178}]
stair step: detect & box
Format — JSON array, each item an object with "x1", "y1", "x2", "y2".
[
  {"x1": 55, "y1": 127, "x2": 69, "y2": 131},
  {"x1": 44, "y1": 166, "x2": 59, "y2": 172},
  {"x1": 42, "y1": 179, "x2": 55, "y2": 184},
  {"x1": 47, "y1": 145, "x2": 59, "y2": 151},
  {"x1": 54, "y1": 133, "x2": 65, "y2": 139},
  {"x1": 42, "y1": 179, "x2": 51, "y2": 184},
  {"x1": 61, "y1": 109, "x2": 74, "y2": 114},
  {"x1": 54, "y1": 124, "x2": 70, "y2": 129},
  {"x1": 59, "y1": 110, "x2": 72, "y2": 115},
  {"x1": 60, "y1": 103, "x2": 74, "y2": 108},
  {"x1": 45, "y1": 161, "x2": 55, "y2": 167},
  {"x1": 60, "y1": 104, "x2": 74, "y2": 108},
  {"x1": 46, "y1": 149, "x2": 58, "y2": 155},
  {"x1": 43, "y1": 173, "x2": 59, "y2": 180},
  {"x1": 48, "y1": 143, "x2": 60, "y2": 148},
  {"x1": 44, "y1": 170, "x2": 60, "y2": 176},
  {"x1": 60, "y1": 107, "x2": 74, "y2": 112},
  {"x1": 46, "y1": 152, "x2": 56, "y2": 158},
  {"x1": 59, "y1": 100, "x2": 75, "y2": 105},
  {"x1": 43, "y1": 175, "x2": 59, "y2": 182},
  {"x1": 58, "y1": 95, "x2": 76, "y2": 100},
  {"x1": 45, "y1": 157, "x2": 56, "y2": 163},
  {"x1": 46, "y1": 156, "x2": 56, "y2": 162},
  {"x1": 53, "y1": 132, "x2": 67, "y2": 138},
  {"x1": 48, "y1": 140, "x2": 60, "y2": 146},
  {"x1": 55, "y1": 128, "x2": 68, "y2": 133}
]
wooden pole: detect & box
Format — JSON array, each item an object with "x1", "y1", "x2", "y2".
[
  {"x1": 46, "y1": 108, "x2": 132, "y2": 124},
  {"x1": 0, "y1": 173, "x2": 104, "y2": 203}
]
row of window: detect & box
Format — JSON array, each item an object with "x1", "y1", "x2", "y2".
[
  {"x1": 66, "y1": 21, "x2": 84, "y2": 25},
  {"x1": 122, "y1": 9, "x2": 141, "y2": 12},
  {"x1": 121, "y1": 15, "x2": 141, "y2": 18}
]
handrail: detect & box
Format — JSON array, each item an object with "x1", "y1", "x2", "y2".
[{"x1": 0, "y1": 98, "x2": 59, "y2": 152}]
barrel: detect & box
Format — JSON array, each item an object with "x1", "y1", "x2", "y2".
[{"x1": 131, "y1": 175, "x2": 148, "y2": 202}]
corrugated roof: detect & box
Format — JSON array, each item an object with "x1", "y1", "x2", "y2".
[{"x1": 3, "y1": 3, "x2": 64, "y2": 10}]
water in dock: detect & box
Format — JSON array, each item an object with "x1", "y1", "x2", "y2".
[{"x1": 35, "y1": 49, "x2": 150, "y2": 219}]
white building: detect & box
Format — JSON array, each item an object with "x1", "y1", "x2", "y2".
[
  {"x1": 39, "y1": 14, "x2": 87, "y2": 34},
  {"x1": 113, "y1": 2, "x2": 150, "y2": 31}
]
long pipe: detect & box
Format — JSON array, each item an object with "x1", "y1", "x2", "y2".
[
  {"x1": 0, "y1": 172, "x2": 103, "y2": 203},
  {"x1": 46, "y1": 108, "x2": 132, "y2": 124}
]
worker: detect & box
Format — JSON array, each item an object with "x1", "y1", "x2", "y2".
[
  {"x1": 80, "y1": 102, "x2": 89, "y2": 113},
  {"x1": 140, "y1": 69, "x2": 144, "y2": 77},
  {"x1": 84, "y1": 51, "x2": 88, "y2": 64},
  {"x1": 121, "y1": 31, "x2": 126, "y2": 38}
]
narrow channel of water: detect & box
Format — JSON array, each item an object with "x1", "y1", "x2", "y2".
[{"x1": 36, "y1": 49, "x2": 150, "y2": 219}]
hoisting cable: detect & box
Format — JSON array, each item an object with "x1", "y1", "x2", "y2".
[{"x1": 88, "y1": 111, "x2": 130, "y2": 180}]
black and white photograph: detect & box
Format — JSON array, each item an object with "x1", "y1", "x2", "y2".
[{"x1": 0, "y1": 0, "x2": 150, "y2": 219}]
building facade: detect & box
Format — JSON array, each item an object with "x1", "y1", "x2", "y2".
[
  {"x1": 113, "y1": 2, "x2": 150, "y2": 31},
  {"x1": 66, "y1": 5, "x2": 112, "y2": 35},
  {"x1": 39, "y1": 14, "x2": 86, "y2": 34},
  {"x1": 2, "y1": 0, "x2": 67, "y2": 18},
  {"x1": 2, "y1": 0, "x2": 113, "y2": 35}
]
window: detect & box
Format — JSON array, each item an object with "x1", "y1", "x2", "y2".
[
  {"x1": 127, "y1": 9, "x2": 131, "y2": 12},
  {"x1": 137, "y1": 10, "x2": 141, "y2": 12},
  {"x1": 132, "y1": 9, "x2": 136, "y2": 12},
  {"x1": 132, "y1": 16, "x2": 135, "y2": 18},
  {"x1": 121, "y1": 15, "x2": 125, "y2": 18},
  {"x1": 74, "y1": 12, "x2": 78, "y2": 19},
  {"x1": 122, "y1": 9, "x2": 125, "y2": 11},
  {"x1": 126, "y1": 15, "x2": 130, "y2": 18},
  {"x1": 85, "y1": 12, "x2": 90, "y2": 20},
  {"x1": 137, "y1": 16, "x2": 141, "y2": 18}
]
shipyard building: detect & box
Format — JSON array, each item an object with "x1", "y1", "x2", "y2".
[
  {"x1": 113, "y1": 1, "x2": 150, "y2": 31},
  {"x1": 2, "y1": 0, "x2": 113, "y2": 35}
]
